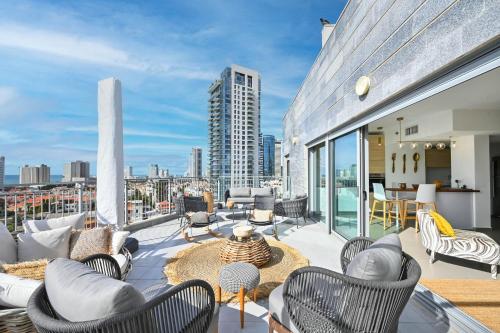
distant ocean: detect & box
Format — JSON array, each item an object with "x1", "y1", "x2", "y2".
[{"x1": 4, "y1": 175, "x2": 63, "y2": 185}]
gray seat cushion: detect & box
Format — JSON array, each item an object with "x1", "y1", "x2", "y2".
[
  {"x1": 229, "y1": 188, "x2": 251, "y2": 198},
  {"x1": 219, "y1": 262, "x2": 260, "y2": 293},
  {"x1": 251, "y1": 187, "x2": 273, "y2": 197},
  {"x1": 45, "y1": 258, "x2": 145, "y2": 322},
  {"x1": 0, "y1": 223, "x2": 17, "y2": 264},
  {"x1": 17, "y1": 226, "x2": 73, "y2": 262},
  {"x1": 269, "y1": 284, "x2": 300, "y2": 333},
  {"x1": 23, "y1": 212, "x2": 86, "y2": 233},
  {"x1": 346, "y1": 233, "x2": 402, "y2": 281},
  {"x1": 229, "y1": 197, "x2": 254, "y2": 204},
  {"x1": 0, "y1": 273, "x2": 42, "y2": 308}
]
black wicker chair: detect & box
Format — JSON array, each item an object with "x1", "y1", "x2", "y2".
[
  {"x1": 183, "y1": 197, "x2": 219, "y2": 238},
  {"x1": 80, "y1": 253, "x2": 122, "y2": 280},
  {"x1": 27, "y1": 279, "x2": 216, "y2": 333},
  {"x1": 270, "y1": 237, "x2": 421, "y2": 333},
  {"x1": 174, "y1": 196, "x2": 187, "y2": 228},
  {"x1": 273, "y1": 197, "x2": 308, "y2": 229}
]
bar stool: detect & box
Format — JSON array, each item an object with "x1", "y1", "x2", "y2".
[
  {"x1": 369, "y1": 183, "x2": 404, "y2": 230},
  {"x1": 403, "y1": 184, "x2": 437, "y2": 232}
]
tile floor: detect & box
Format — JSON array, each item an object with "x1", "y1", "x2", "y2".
[{"x1": 127, "y1": 211, "x2": 493, "y2": 333}]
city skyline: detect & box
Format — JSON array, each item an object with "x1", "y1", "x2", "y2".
[{"x1": 0, "y1": 1, "x2": 346, "y2": 175}]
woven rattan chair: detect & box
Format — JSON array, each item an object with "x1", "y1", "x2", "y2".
[
  {"x1": 27, "y1": 279, "x2": 216, "y2": 333},
  {"x1": 273, "y1": 197, "x2": 308, "y2": 229},
  {"x1": 174, "y1": 196, "x2": 187, "y2": 227},
  {"x1": 269, "y1": 237, "x2": 421, "y2": 333},
  {"x1": 0, "y1": 254, "x2": 122, "y2": 333}
]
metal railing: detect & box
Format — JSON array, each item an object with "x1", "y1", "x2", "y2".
[
  {"x1": 0, "y1": 183, "x2": 96, "y2": 232},
  {"x1": 1, "y1": 176, "x2": 287, "y2": 229}
]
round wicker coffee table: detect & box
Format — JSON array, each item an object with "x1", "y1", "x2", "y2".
[{"x1": 219, "y1": 233, "x2": 272, "y2": 267}]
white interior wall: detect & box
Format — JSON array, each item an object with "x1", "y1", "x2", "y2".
[
  {"x1": 451, "y1": 135, "x2": 491, "y2": 228},
  {"x1": 385, "y1": 142, "x2": 426, "y2": 191}
]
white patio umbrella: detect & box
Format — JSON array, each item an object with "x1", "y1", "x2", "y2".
[{"x1": 96, "y1": 78, "x2": 125, "y2": 229}]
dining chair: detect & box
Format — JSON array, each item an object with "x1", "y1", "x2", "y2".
[
  {"x1": 369, "y1": 183, "x2": 403, "y2": 230},
  {"x1": 403, "y1": 184, "x2": 437, "y2": 232}
]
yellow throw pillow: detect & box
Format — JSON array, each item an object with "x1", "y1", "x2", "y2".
[
  {"x1": 227, "y1": 200, "x2": 235, "y2": 209},
  {"x1": 429, "y1": 210, "x2": 455, "y2": 237}
]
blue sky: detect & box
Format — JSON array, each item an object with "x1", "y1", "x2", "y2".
[{"x1": 0, "y1": 0, "x2": 346, "y2": 176}]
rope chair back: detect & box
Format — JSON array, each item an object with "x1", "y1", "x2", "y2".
[
  {"x1": 28, "y1": 279, "x2": 215, "y2": 333},
  {"x1": 174, "y1": 196, "x2": 186, "y2": 216},
  {"x1": 184, "y1": 196, "x2": 207, "y2": 213},
  {"x1": 285, "y1": 237, "x2": 421, "y2": 333},
  {"x1": 253, "y1": 195, "x2": 275, "y2": 211}
]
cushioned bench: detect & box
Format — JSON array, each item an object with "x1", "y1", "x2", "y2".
[{"x1": 417, "y1": 210, "x2": 500, "y2": 279}]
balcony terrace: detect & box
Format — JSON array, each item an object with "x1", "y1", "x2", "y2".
[{"x1": 1, "y1": 177, "x2": 497, "y2": 332}]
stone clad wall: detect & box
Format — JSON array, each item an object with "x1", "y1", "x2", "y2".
[{"x1": 283, "y1": 0, "x2": 500, "y2": 195}]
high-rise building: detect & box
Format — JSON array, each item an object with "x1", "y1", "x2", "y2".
[
  {"x1": 190, "y1": 147, "x2": 202, "y2": 178},
  {"x1": 274, "y1": 140, "x2": 282, "y2": 177},
  {"x1": 148, "y1": 164, "x2": 159, "y2": 178},
  {"x1": 124, "y1": 165, "x2": 133, "y2": 179},
  {"x1": 0, "y1": 156, "x2": 4, "y2": 190},
  {"x1": 63, "y1": 160, "x2": 90, "y2": 182},
  {"x1": 19, "y1": 164, "x2": 50, "y2": 184},
  {"x1": 159, "y1": 168, "x2": 169, "y2": 178},
  {"x1": 208, "y1": 64, "x2": 261, "y2": 186},
  {"x1": 261, "y1": 135, "x2": 275, "y2": 176}
]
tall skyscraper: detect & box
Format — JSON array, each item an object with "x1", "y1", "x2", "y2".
[
  {"x1": 148, "y1": 164, "x2": 159, "y2": 178},
  {"x1": 274, "y1": 140, "x2": 282, "y2": 177},
  {"x1": 124, "y1": 165, "x2": 133, "y2": 179},
  {"x1": 0, "y1": 156, "x2": 4, "y2": 190},
  {"x1": 208, "y1": 64, "x2": 261, "y2": 186},
  {"x1": 190, "y1": 147, "x2": 202, "y2": 178},
  {"x1": 19, "y1": 164, "x2": 50, "y2": 184},
  {"x1": 63, "y1": 160, "x2": 90, "y2": 182},
  {"x1": 261, "y1": 135, "x2": 275, "y2": 176}
]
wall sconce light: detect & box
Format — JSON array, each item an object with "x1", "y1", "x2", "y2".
[
  {"x1": 355, "y1": 76, "x2": 371, "y2": 96},
  {"x1": 411, "y1": 143, "x2": 417, "y2": 149},
  {"x1": 292, "y1": 136, "x2": 299, "y2": 145},
  {"x1": 424, "y1": 143, "x2": 433, "y2": 150},
  {"x1": 451, "y1": 141, "x2": 456, "y2": 148}
]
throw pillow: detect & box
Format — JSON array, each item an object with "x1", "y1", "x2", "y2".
[
  {"x1": 0, "y1": 223, "x2": 17, "y2": 264},
  {"x1": 69, "y1": 227, "x2": 111, "y2": 260},
  {"x1": 251, "y1": 209, "x2": 273, "y2": 222},
  {"x1": 203, "y1": 192, "x2": 214, "y2": 213},
  {"x1": 0, "y1": 273, "x2": 42, "y2": 308},
  {"x1": 17, "y1": 226, "x2": 73, "y2": 262},
  {"x1": 23, "y1": 212, "x2": 86, "y2": 233},
  {"x1": 111, "y1": 231, "x2": 130, "y2": 255},
  {"x1": 45, "y1": 258, "x2": 145, "y2": 322},
  {"x1": 429, "y1": 210, "x2": 455, "y2": 237},
  {"x1": 2, "y1": 259, "x2": 48, "y2": 280},
  {"x1": 346, "y1": 233, "x2": 402, "y2": 281},
  {"x1": 227, "y1": 200, "x2": 235, "y2": 209}
]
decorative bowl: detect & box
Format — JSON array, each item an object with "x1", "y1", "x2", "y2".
[{"x1": 233, "y1": 226, "x2": 254, "y2": 239}]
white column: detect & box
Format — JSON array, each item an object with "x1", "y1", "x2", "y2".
[{"x1": 96, "y1": 78, "x2": 125, "y2": 229}]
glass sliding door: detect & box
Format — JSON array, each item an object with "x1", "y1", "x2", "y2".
[
  {"x1": 331, "y1": 131, "x2": 360, "y2": 239},
  {"x1": 309, "y1": 143, "x2": 327, "y2": 222}
]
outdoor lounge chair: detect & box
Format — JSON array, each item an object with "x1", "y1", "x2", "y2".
[
  {"x1": 268, "y1": 236, "x2": 421, "y2": 333},
  {"x1": 182, "y1": 197, "x2": 219, "y2": 239},
  {"x1": 248, "y1": 195, "x2": 277, "y2": 236},
  {"x1": 273, "y1": 195, "x2": 308, "y2": 228},
  {"x1": 27, "y1": 259, "x2": 217, "y2": 333},
  {"x1": 417, "y1": 210, "x2": 500, "y2": 279}
]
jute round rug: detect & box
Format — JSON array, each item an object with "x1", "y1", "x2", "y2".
[{"x1": 164, "y1": 238, "x2": 309, "y2": 303}]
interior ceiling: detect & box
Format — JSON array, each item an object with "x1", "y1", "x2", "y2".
[{"x1": 369, "y1": 67, "x2": 500, "y2": 133}]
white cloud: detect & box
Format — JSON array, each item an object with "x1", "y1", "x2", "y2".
[
  {"x1": 0, "y1": 24, "x2": 147, "y2": 70},
  {"x1": 124, "y1": 129, "x2": 203, "y2": 140},
  {"x1": 0, "y1": 130, "x2": 28, "y2": 144},
  {"x1": 0, "y1": 87, "x2": 17, "y2": 106}
]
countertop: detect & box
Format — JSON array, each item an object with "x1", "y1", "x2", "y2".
[{"x1": 385, "y1": 187, "x2": 479, "y2": 193}]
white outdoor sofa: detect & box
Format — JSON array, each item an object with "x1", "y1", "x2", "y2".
[{"x1": 417, "y1": 210, "x2": 500, "y2": 279}]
